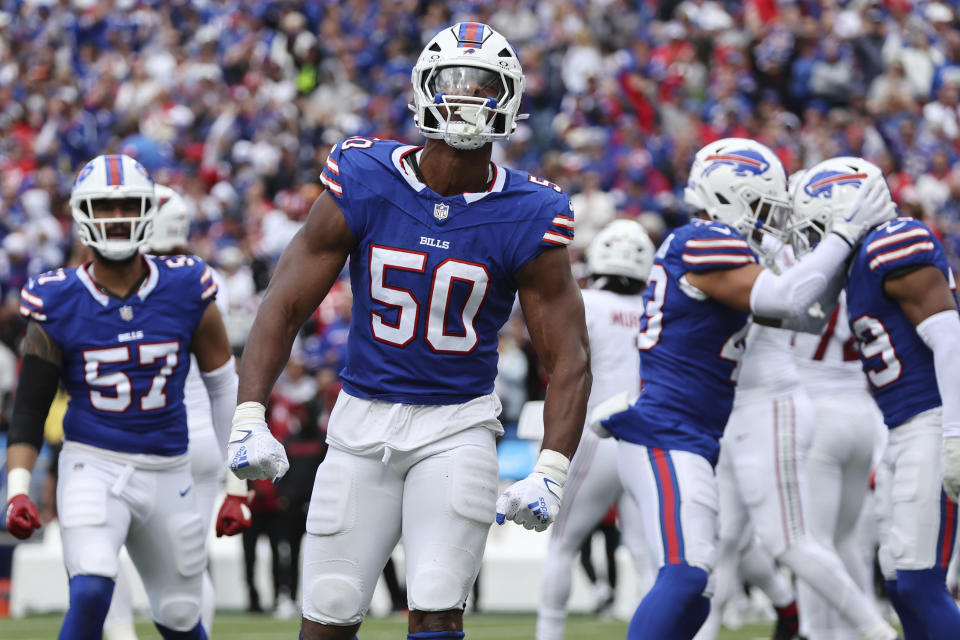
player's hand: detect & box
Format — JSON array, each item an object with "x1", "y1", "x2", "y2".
[
  {"x1": 227, "y1": 402, "x2": 289, "y2": 481},
  {"x1": 942, "y1": 437, "x2": 960, "y2": 501},
  {"x1": 215, "y1": 494, "x2": 252, "y2": 537},
  {"x1": 495, "y1": 450, "x2": 569, "y2": 532},
  {"x1": 5, "y1": 494, "x2": 42, "y2": 540},
  {"x1": 589, "y1": 391, "x2": 632, "y2": 439},
  {"x1": 830, "y1": 176, "x2": 895, "y2": 246}
]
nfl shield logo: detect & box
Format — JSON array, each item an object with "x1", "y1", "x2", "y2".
[
  {"x1": 433, "y1": 202, "x2": 449, "y2": 221},
  {"x1": 119, "y1": 305, "x2": 134, "y2": 321}
]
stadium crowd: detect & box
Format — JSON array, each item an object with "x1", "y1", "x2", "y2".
[{"x1": 4, "y1": 0, "x2": 960, "y2": 617}]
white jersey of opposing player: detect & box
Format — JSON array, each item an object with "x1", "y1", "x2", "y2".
[
  {"x1": 793, "y1": 292, "x2": 868, "y2": 395},
  {"x1": 184, "y1": 266, "x2": 230, "y2": 438},
  {"x1": 733, "y1": 323, "x2": 799, "y2": 403},
  {"x1": 734, "y1": 246, "x2": 800, "y2": 403},
  {"x1": 581, "y1": 288, "x2": 644, "y2": 422}
]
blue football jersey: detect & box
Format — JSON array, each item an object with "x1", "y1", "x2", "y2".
[
  {"x1": 603, "y1": 219, "x2": 755, "y2": 464},
  {"x1": 319, "y1": 137, "x2": 574, "y2": 404},
  {"x1": 846, "y1": 217, "x2": 958, "y2": 428},
  {"x1": 19, "y1": 255, "x2": 217, "y2": 456}
]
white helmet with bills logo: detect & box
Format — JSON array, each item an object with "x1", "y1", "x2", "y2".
[
  {"x1": 411, "y1": 22, "x2": 526, "y2": 150},
  {"x1": 70, "y1": 154, "x2": 157, "y2": 261}
]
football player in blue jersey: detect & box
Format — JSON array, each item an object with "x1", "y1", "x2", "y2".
[
  {"x1": 100, "y1": 185, "x2": 252, "y2": 640},
  {"x1": 4, "y1": 155, "x2": 240, "y2": 640},
  {"x1": 790, "y1": 156, "x2": 960, "y2": 639},
  {"x1": 226, "y1": 23, "x2": 591, "y2": 640},
  {"x1": 597, "y1": 138, "x2": 897, "y2": 640}
]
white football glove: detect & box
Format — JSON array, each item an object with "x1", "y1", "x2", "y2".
[
  {"x1": 227, "y1": 401, "x2": 289, "y2": 481},
  {"x1": 588, "y1": 391, "x2": 632, "y2": 439},
  {"x1": 495, "y1": 449, "x2": 569, "y2": 532},
  {"x1": 942, "y1": 437, "x2": 960, "y2": 502},
  {"x1": 830, "y1": 176, "x2": 896, "y2": 246}
]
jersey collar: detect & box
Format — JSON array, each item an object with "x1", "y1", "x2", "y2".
[
  {"x1": 390, "y1": 145, "x2": 506, "y2": 203},
  {"x1": 76, "y1": 257, "x2": 159, "y2": 306}
]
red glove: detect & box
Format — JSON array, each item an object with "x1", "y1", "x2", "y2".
[
  {"x1": 215, "y1": 494, "x2": 252, "y2": 537},
  {"x1": 6, "y1": 494, "x2": 42, "y2": 540}
]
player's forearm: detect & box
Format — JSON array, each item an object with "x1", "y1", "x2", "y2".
[
  {"x1": 6, "y1": 444, "x2": 39, "y2": 474},
  {"x1": 749, "y1": 233, "x2": 850, "y2": 320},
  {"x1": 236, "y1": 303, "x2": 303, "y2": 405},
  {"x1": 540, "y1": 355, "x2": 592, "y2": 459}
]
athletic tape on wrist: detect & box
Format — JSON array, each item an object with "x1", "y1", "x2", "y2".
[
  {"x1": 7, "y1": 467, "x2": 31, "y2": 498},
  {"x1": 233, "y1": 401, "x2": 266, "y2": 425},
  {"x1": 533, "y1": 449, "x2": 570, "y2": 487},
  {"x1": 225, "y1": 471, "x2": 248, "y2": 496}
]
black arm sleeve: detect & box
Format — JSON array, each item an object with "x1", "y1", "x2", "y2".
[{"x1": 8, "y1": 354, "x2": 61, "y2": 451}]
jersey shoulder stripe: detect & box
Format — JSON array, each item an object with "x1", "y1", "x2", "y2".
[
  {"x1": 677, "y1": 221, "x2": 756, "y2": 270},
  {"x1": 862, "y1": 218, "x2": 939, "y2": 273},
  {"x1": 20, "y1": 268, "x2": 71, "y2": 321}
]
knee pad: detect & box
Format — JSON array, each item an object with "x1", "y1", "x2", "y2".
[
  {"x1": 408, "y1": 566, "x2": 468, "y2": 612},
  {"x1": 658, "y1": 563, "x2": 709, "y2": 604},
  {"x1": 306, "y1": 569, "x2": 365, "y2": 624},
  {"x1": 154, "y1": 621, "x2": 207, "y2": 640},
  {"x1": 156, "y1": 597, "x2": 202, "y2": 632}
]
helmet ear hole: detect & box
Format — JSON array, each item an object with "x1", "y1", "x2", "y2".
[{"x1": 715, "y1": 192, "x2": 730, "y2": 205}]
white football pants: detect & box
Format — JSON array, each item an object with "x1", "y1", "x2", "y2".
[
  {"x1": 716, "y1": 391, "x2": 893, "y2": 638},
  {"x1": 876, "y1": 408, "x2": 955, "y2": 578},
  {"x1": 300, "y1": 426, "x2": 498, "y2": 625},
  {"x1": 103, "y1": 429, "x2": 224, "y2": 638},
  {"x1": 796, "y1": 392, "x2": 884, "y2": 640},
  {"x1": 58, "y1": 444, "x2": 206, "y2": 632},
  {"x1": 537, "y1": 431, "x2": 651, "y2": 640}
]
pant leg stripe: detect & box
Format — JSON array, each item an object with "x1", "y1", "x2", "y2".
[
  {"x1": 938, "y1": 491, "x2": 957, "y2": 568},
  {"x1": 649, "y1": 447, "x2": 684, "y2": 564}
]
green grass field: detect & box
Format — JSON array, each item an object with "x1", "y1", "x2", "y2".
[{"x1": 0, "y1": 612, "x2": 781, "y2": 639}]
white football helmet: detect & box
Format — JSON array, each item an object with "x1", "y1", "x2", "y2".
[
  {"x1": 70, "y1": 154, "x2": 157, "y2": 261},
  {"x1": 587, "y1": 219, "x2": 655, "y2": 283},
  {"x1": 148, "y1": 184, "x2": 190, "y2": 253},
  {"x1": 411, "y1": 22, "x2": 526, "y2": 150},
  {"x1": 789, "y1": 156, "x2": 895, "y2": 256},
  {"x1": 683, "y1": 138, "x2": 790, "y2": 251}
]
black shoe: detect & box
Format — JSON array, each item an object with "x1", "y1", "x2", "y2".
[{"x1": 772, "y1": 601, "x2": 799, "y2": 640}]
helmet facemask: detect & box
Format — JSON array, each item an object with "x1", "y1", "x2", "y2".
[{"x1": 75, "y1": 196, "x2": 155, "y2": 262}]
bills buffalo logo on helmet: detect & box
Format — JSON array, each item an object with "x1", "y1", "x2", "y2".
[
  {"x1": 803, "y1": 170, "x2": 868, "y2": 198},
  {"x1": 702, "y1": 149, "x2": 771, "y2": 178},
  {"x1": 74, "y1": 162, "x2": 95, "y2": 186}
]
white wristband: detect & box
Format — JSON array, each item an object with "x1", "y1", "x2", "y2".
[
  {"x1": 7, "y1": 467, "x2": 31, "y2": 498},
  {"x1": 225, "y1": 471, "x2": 248, "y2": 496},
  {"x1": 233, "y1": 401, "x2": 266, "y2": 425},
  {"x1": 533, "y1": 449, "x2": 570, "y2": 487}
]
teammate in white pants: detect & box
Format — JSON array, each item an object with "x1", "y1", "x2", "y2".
[
  {"x1": 536, "y1": 219, "x2": 654, "y2": 640},
  {"x1": 790, "y1": 157, "x2": 960, "y2": 639},
  {"x1": 103, "y1": 186, "x2": 250, "y2": 640},
  {"x1": 695, "y1": 234, "x2": 893, "y2": 640},
  {"x1": 793, "y1": 292, "x2": 887, "y2": 640}
]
